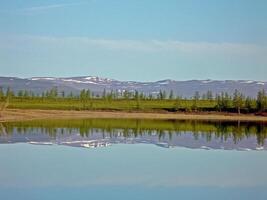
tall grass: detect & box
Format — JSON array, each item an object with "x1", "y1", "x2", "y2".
[{"x1": 7, "y1": 97, "x2": 220, "y2": 112}]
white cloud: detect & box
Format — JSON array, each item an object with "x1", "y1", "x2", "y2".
[
  {"x1": 21, "y1": 3, "x2": 83, "y2": 12},
  {"x1": 4, "y1": 35, "x2": 266, "y2": 57},
  {"x1": 0, "y1": 2, "x2": 86, "y2": 15}
]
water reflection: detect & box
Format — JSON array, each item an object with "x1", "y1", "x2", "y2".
[{"x1": 0, "y1": 119, "x2": 267, "y2": 150}]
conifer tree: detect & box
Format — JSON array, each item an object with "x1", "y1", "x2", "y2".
[
  {"x1": 169, "y1": 90, "x2": 174, "y2": 100},
  {"x1": 245, "y1": 96, "x2": 253, "y2": 113},
  {"x1": 233, "y1": 89, "x2": 244, "y2": 114},
  {"x1": 207, "y1": 90, "x2": 213, "y2": 101},
  {"x1": 257, "y1": 89, "x2": 267, "y2": 112},
  {"x1": 0, "y1": 87, "x2": 4, "y2": 98}
]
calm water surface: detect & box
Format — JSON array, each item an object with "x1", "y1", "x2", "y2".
[{"x1": 0, "y1": 119, "x2": 267, "y2": 200}]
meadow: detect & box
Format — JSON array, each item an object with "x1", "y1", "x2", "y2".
[{"x1": 7, "y1": 97, "x2": 219, "y2": 112}]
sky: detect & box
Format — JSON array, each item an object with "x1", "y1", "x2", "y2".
[{"x1": 0, "y1": 0, "x2": 267, "y2": 81}]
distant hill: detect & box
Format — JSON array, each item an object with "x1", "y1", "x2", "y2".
[{"x1": 0, "y1": 76, "x2": 266, "y2": 98}]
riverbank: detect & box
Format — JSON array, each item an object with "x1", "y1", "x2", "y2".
[{"x1": 0, "y1": 109, "x2": 267, "y2": 122}]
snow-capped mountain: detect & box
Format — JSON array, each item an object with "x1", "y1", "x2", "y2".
[{"x1": 0, "y1": 76, "x2": 266, "y2": 97}]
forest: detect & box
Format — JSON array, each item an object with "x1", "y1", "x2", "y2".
[{"x1": 0, "y1": 87, "x2": 267, "y2": 114}]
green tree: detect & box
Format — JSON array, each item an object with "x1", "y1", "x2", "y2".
[
  {"x1": 79, "y1": 89, "x2": 88, "y2": 109},
  {"x1": 140, "y1": 92, "x2": 146, "y2": 100},
  {"x1": 216, "y1": 92, "x2": 231, "y2": 112},
  {"x1": 175, "y1": 96, "x2": 182, "y2": 111},
  {"x1": 41, "y1": 92, "x2": 45, "y2": 98},
  {"x1": 47, "y1": 87, "x2": 58, "y2": 98},
  {"x1": 233, "y1": 89, "x2": 244, "y2": 114},
  {"x1": 216, "y1": 94, "x2": 223, "y2": 112},
  {"x1": 17, "y1": 90, "x2": 24, "y2": 97},
  {"x1": 134, "y1": 90, "x2": 141, "y2": 109},
  {"x1": 158, "y1": 90, "x2": 166, "y2": 100},
  {"x1": 221, "y1": 92, "x2": 231, "y2": 111},
  {"x1": 23, "y1": 90, "x2": 29, "y2": 98},
  {"x1": 194, "y1": 91, "x2": 200, "y2": 100},
  {"x1": 192, "y1": 91, "x2": 200, "y2": 111},
  {"x1": 134, "y1": 90, "x2": 139, "y2": 100},
  {"x1": 52, "y1": 87, "x2": 58, "y2": 98},
  {"x1": 257, "y1": 89, "x2": 267, "y2": 112},
  {"x1": 169, "y1": 90, "x2": 174, "y2": 100},
  {"x1": 202, "y1": 93, "x2": 207, "y2": 100},
  {"x1": 102, "y1": 89, "x2": 107, "y2": 100},
  {"x1": 113, "y1": 90, "x2": 119, "y2": 99},
  {"x1": 6, "y1": 87, "x2": 14, "y2": 98},
  {"x1": 245, "y1": 96, "x2": 254, "y2": 113},
  {"x1": 163, "y1": 90, "x2": 167, "y2": 99},
  {"x1": 80, "y1": 89, "x2": 87, "y2": 100},
  {"x1": 30, "y1": 91, "x2": 35, "y2": 98},
  {"x1": 207, "y1": 90, "x2": 213, "y2": 101},
  {"x1": 107, "y1": 90, "x2": 114, "y2": 102},
  {"x1": 86, "y1": 89, "x2": 91, "y2": 99},
  {"x1": 0, "y1": 87, "x2": 4, "y2": 98},
  {"x1": 123, "y1": 90, "x2": 130, "y2": 100},
  {"x1": 68, "y1": 91, "x2": 74, "y2": 98}
]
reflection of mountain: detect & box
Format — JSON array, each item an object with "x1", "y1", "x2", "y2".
[
  {"x1": 1, "y1": 119, "x2": 267, "y2": 150},
  {"x1": 0, "y1": 128, "x2": 266, "y2": 151}
]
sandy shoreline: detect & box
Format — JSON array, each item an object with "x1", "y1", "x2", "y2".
[{"x1": 0, "y1": 109, "x2": 267, "y2": 122}]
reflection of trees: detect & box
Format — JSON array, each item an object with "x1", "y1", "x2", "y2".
[{"x1": 1, "y1": 119, "x2": 267, "y2": 145}]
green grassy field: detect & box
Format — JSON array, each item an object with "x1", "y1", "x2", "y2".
[{"x1": 6, "y1": 97, "x2": 219, "y2": 111}]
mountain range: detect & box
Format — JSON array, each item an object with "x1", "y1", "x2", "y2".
[{"x1": 0, "y1": 76, "x2": 266, "y2": 98}]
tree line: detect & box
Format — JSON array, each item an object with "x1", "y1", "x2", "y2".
[{"x1": 0, "y1": 87, "x2": 267, "y2": 113}]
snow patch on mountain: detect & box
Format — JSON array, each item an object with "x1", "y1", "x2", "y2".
[
  {"x1": 241, "y1": 80, "x2": 254, "y2": 84},
  {"x1": 256, "y1": 82, "x2": 265, "y2": 85},
  {"x1": 61, "y1": 79, "x2": 100, "y2": 84},
  {"x1": 156, "y1": 79, "x2": 174, "y2": 85},
  {"x1": 201, "y1": 80, "x2": 214, "y2": 84},
  {"x1": 31, "y1": 77, "x2": 56, "y2": 81},
  {"x1": 84, "y1": 76, "x2": 114, "y2": 82}
]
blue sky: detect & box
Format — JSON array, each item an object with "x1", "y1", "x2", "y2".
[{"x1": 0, "y1": 0, "x2": 266, "y2": 81}]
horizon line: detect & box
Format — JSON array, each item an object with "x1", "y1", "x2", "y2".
[{"x1": 0, "y1": 75, "x2": 266, "y2": 83}]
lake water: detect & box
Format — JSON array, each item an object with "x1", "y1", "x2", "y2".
[{"x1": 0, "y1": 119, "x2": 267, "y2": 200}]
